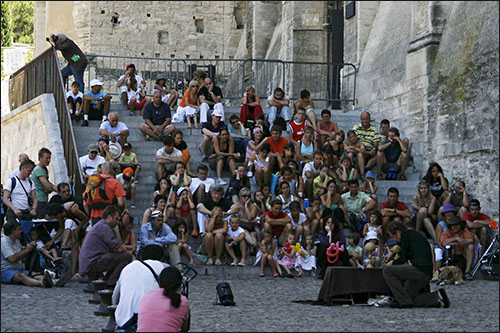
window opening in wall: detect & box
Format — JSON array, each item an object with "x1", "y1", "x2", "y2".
[
  {"x1": 147, "y1": 13, "x2": 151, "y2": 17},
  {"x1": 234, "y1": 7, "x2": 244, "y2": 29},
  {"x1": 171, "y1": 54, "x2": 175, "y2": 58},
  {"x1": 141, "y1": 52, "x2": 144, "y2": 56},
  {"x1": 195, "y1": 19, "x2": 204, "y2": 33},
  {"x1": 112, "y1": 14, "x2": 119, "y2": 25},
  {"x1": 101, "y1": 10, "x2": 105, "y2": 14},
  {"x1": 186, "y1": 55, "x2": 190, "y2": 59},
  {"x1": 215, "y1": 55, "x2": 220, "y2": 59},
  {"x1": 200, "y1": 55, "x2": 204, "y2": 59},
  {"x1": 155, "y1": 53, "x2": 160, "y2": 58},
  {"x1": 158, "y1": 31, "x2": 169, "y2": 45}
]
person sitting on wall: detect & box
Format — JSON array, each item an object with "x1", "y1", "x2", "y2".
[
  {"x1": 116, "y1": 63, "x2": 144, "y2": 107},
  {"x1": 239, "y1": 85, "x2": 263, "y2": 130},
  {"x1": 199, "y1": 77, "x2": 225, "y2": 124},
  {"x1": 81, "y1": 79, "x2": 112, "y2": 126}
]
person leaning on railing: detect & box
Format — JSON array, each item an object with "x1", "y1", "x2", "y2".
[{"x1": 47, "y1": 33, "x2": 88, "y2": 93}]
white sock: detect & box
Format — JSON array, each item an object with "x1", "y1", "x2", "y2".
[
  {"x1": 69, "y1": 109, "x2": 73, "y2": 115},
  {"x1": 84, "y1": 114, "x2": 89, "y2": 121}
]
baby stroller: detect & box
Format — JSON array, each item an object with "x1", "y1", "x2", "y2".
[{"x1": 19, "y1": 219, "x2": 71, "y2": 281}]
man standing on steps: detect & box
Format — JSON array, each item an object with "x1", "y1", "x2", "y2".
[
  {"x1": 200, "y1": 109, "x2": 227, "y2": 162},
  {"x1": 31, "y1": 148, "x2": 58, "y2": 219},
  {"x1": 99, "y1": 112, "x2": 130, "y2": 148},
  {"x1": 140, "y1": 90, "x2": 176, "y2": 141},
  {"x1": 48, "y1": 33, "x2": 87, "y2": 93},
  {"x1": 352, "y1": 112, "x2": 380, "y2": 178}
]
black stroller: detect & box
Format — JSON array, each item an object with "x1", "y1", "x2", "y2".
[{"x1": 19, "y1": 219, "x2": 71, "y2": 281}]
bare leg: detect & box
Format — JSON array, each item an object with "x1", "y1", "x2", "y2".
[
  {"x1": 12, "y1": 272, "x2": 44, "y2": 287},
  {"x1": 214, "y1": 233, "x2": 224, "y2": 260},
  {"x1": 423, "y1": 217, "x2": 437, "y2": 243},
  {"x1": 140, "y1": 124, "x2": 159, "y2": 140},
  {"x1": 357, "y1": 152, "x2": 365, "y2": 176},
  {"x1": 183, "y1": 243, "x2": 195, "y2": 264},
  {"x1": 216, "y1": 158, "x2": 224, "y2": 179},
  {"x1": 225, "y1": 242, "x2": 237, "y2": 261},
  {"x1": 203, "y1": 233, "x2": 214, "y2": 259},
  {"x1": 121, "y1": 92, "x2": 128, "y2": 106},
  {"x1": 260, "y1": 253, "x2": 268, "y2": 274},
  {"x1": 134, "y1": 165, "x2": 141, "y2": 180},
  {"x1": 157, "y1": 163, "x2": 165, "y2": 180},
  {"x1": 130, "y1": 183, "x2": 136, "y2": 206},
  {"x1": 464, "y1": 243, "x2": 475, "y2": 273},
  {"x1": 240, "y1": 240, "x2": 247, "y2": 261}
]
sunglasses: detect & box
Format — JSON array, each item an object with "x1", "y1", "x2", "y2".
[
  {"x1": 242, "y1": 194, "x2": 251, "y2": 198},
  {"x1": 231, "y1": 121, "x2": 239, "y2": 125}
]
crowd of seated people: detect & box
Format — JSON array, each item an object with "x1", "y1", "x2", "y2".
[{"x1": 1, "y1": 66, "x2": 495, "y2": 297}]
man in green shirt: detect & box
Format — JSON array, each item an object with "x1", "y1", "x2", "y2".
[
  {"x1": 31, "y1": 148, "x2": 57, "y2": 218},
  {"x1": 383, "y1": 222, "x2": 450, "y2": 308},
  {"x1": 341, "y1": 179, "x2": 376, "y2": 233}
]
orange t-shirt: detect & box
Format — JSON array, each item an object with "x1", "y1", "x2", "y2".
[
  {"x1": 265, "y1": 136, "x2": 288, "y2": 154},
  {"x1": 90, "y1": 173, "x2": 127, "y2": 219},
  {"x1": 179, "y1": 90, "x2": 197, "y2": 108},
  {"x1": 440, "y1": 229, "x2": 474, "y2": 255}
]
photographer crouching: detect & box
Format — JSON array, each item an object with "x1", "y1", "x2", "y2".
[{"x1": 47, "y1": 33, "x2": 87, "y2": 93}]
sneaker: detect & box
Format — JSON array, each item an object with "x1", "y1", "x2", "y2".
[
  {"x1": 238, "y1": 259, "x2": 246, "y2": 266},
  {"x1": 216, "y1": 178, "x2": 227, "y2": 186},
  {"x1": 260, "y1": 272, "x2": 265, "y2": 277},
  {"x1": 438, "y1": 288, "x2": 450, "y2": 308},
  {"x1": 215, "y1": 259, "x2": 222, "y2": 266},
  {"x1": 273, "y1": 272, "x2": 280, "y2": 278},
  {"x1": 296, "y1": 271, "x2": 304, "y2": 277},
  {"x1": 43, "y1": 271, "x2": 54, "y2": 288},
  {"x1": 145, "y1": 135, "x2": 152, "y2": 141},
  {"x1": 246, "y1": 171, "x2": 253, "y2": 178},
  {"x1": 206, "y1": 259, "x2": 213, "y2": 266},
  {"x1": 231, "y1": 259, "x2": 238, "y2": 266},
  {"x1": 464, "y1": 271, "x2": 474, "y2": 281},
  {"x1": 55, "y1": 269, "x2": 72, "y2": 287},
  {"x1": 81, "y1": 120, "x2": 89, "y2": 127}
]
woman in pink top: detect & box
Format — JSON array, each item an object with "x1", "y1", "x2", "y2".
[{"x1": 137, "y1": 266, "x2": 190, "y2": 332}]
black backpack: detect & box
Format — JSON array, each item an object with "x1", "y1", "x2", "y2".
[{"x1": 215, "y1": 282, "x2": 235, "y2": 306}]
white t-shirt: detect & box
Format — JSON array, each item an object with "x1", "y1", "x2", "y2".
[
  {"x1": 99, "y1": 121, "x2": 129, "y2": 136},
  {"x1": 116, "y1": 173, "x2": 134, "y2": 186},
  {"x1": 267, "y1": 95, "x2": 290, "y2": 103},
  {"x1": 287, "y1": 212, "x2": 307, "y2": 229},
  {"x1": 112, "y1": 259, "x2": 168, "y2": 327},
  {"x1": 302, "y1": 161, "x2": 321, "y2": 179},
  {"x1": 156, "y1": 147, "x2": 183, "y2": 160},
  {"x1": 66, "y1": 90, "x2": 84, "y2": 102},
  {"x1": 1, "y1": 235, "x2": 25, "y2": 271},
  {"x1": 126, "y1": 87, "x2": 143, "y2": 103},
  {"x1": 189, "y1": 177, "x2": 215, "y2": 194},
  {"x1": 227, "y1": 226, "x2": 245, "y2": 238},
  {"x1": 118, "y1": 74, "x2": 144, "y2": 92},
  {"x1": 79, "y1": 155, "x2": 106, "y2": 177},
  {"x1": 36, "y1": 239, "x2": 45, "y2": 250},
  {"x1": 4, "y1": 176, "x2": 34, "y2": 210}
]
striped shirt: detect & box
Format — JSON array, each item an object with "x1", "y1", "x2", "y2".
[{"x1": 352, "y1": 123, "x2": 380, "y2": 151}]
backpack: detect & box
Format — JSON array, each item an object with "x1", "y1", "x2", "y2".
[
  {"x1": 9, "y1": 176, "x2": 33, "y2": 193},
  {"x1": 83, "y1": 174, "x2": 112, "y2": 210},
  {"x1": 383, "y1": 163, "x2": 401, "y2": 180},
  {"x1": 9, "y1": 176, "x2": 34, "y2": 207}
]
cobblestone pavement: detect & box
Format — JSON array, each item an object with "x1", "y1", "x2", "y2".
[{"x1": 1, "y1": 274, "x2": 498, "y2": 332}]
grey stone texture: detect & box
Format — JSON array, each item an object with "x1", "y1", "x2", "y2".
[{"x1": 1, "y1": 275, "x2": 498, "y2": 332}]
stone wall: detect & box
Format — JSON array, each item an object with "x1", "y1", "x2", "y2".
[
  {"x1": 344, "y1": 1, "x2": 499, "y2": 217},
  {"x1": 1, "y1": 94, "x2": 68, "y2": 187}
]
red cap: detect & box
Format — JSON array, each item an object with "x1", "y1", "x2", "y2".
[{"x1": 126, "y1": 63, "x2": 135, "y2": 70}]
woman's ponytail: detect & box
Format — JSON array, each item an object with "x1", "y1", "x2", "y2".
[
  {"x1": 159, "y1": 266, "x2": 183, "y2": 309},
  {"x1": 164, "y1": 288, "x2": 181, "y2": 308}
]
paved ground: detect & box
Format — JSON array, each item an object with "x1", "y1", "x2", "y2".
[{"x1": 1, "y1": 273, "x2": 498, "y2": 332}]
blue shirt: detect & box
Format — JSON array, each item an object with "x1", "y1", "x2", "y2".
[
  {"x1": 84, "y1": 90, "x2": 106, "y2": 107},
  {"x1": 143, "y1": 102, "x2": 172, "y2": 126},
  {"x1": 138, "y1": 222, "x2": 177, "y2": 253}
]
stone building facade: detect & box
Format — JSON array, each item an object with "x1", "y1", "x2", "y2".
[{"x1": 32, "y1": 1, "x2": 499, "y2": 217}]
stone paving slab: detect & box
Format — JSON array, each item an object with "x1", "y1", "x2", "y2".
[{"x1": 1, "y1": 274, "x2": 498, "y2": 332}]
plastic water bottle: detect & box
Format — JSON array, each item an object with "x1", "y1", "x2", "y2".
[
  {"x1": 303, "y1": 198, "x2": 310, "y2": 209},
  {"x1": 273, "y1": 236, "x2": 279, "y2": 248}
]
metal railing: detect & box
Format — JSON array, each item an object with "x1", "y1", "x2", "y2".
[
  {"x1": 85, "y1": 54, "x2": 357, "y2": 108},
  {"x1": 9, "y1": 47, "x2": 85, "y2": 197}
]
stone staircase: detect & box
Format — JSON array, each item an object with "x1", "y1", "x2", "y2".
[{"x1": 72, "y1": 103, "x2": 422, "y2": 274}]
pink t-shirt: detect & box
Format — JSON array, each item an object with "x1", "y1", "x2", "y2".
[{"x1": 137, "y1": 289, "x2": 189, "y2": 332}]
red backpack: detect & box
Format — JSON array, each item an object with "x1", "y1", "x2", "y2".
[{"x1": 83, "y1": 174, "x2": 114, "y2": 210}]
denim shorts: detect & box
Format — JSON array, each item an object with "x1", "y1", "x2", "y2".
[{"x1": 1, "y1": 269, "x2": 30, "y2": 284}]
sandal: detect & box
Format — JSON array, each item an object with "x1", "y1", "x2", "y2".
[
  {"x1": 260, "y1": 272, "x2": 265, "y2": 277},
  {"x1": 273, "y1": 272, "x2": 279, "y2": 277}
]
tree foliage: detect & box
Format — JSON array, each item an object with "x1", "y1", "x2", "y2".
[
  {"x1": 10, "y1": 1, "x2": 34, "y2": 44},
  {"x1": 1, "y1": 1, "x2": 13, "y2": 47}
]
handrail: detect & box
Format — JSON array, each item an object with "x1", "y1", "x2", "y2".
[{"x1": 8, "y1": 46, "x2": 85, "y2": 198}]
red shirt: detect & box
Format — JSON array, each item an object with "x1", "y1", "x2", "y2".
[
  {"x1": 264, "y1": 210, "x2": 288, "y2": 237},
  {"x1": 381, "y1": 201, "x2": 409, "y2": 211},
  {"x1": 265, "y1": 136, "x2": 288, "y2": 155},
  {"x1": 289, "y1": 120, "x2": 305, "y2": 142},
  {"x1": 462, "y1": 211, "x2": 489, "y2": 222},
  {"x1": 440, "y1": 229, "x2": 474, "y2": 255}
]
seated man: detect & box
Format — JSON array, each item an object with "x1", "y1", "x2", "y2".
[
  {"x1": 228, "y1": 115, "x2": 250, "y2": 157},
  {"x1": 199, "y1": 77, "x2": 224, "y2": 123},
  {"x1": 189, "y1": 164, "x2": 216, "y2": 206},
  {"x1": 384, "y1": 222, "x2": 449, "y2": 308},
  {"x1": 156, "y1": 135, "x2": 183, "y2": 179},
  {"x1": 378, "y1": 119, "x2": 390, "y2": 142},
  {"x1": 462, "y1": 199, "x2": 490, "y2": 255},
  {"x1": 196, "y1": 186, "x2": 235, "y2": 235},
  {"x1": 202, "y1": 207, "x2": 229, "y2": 266},
  {"x1": 267, "y1": 87, "x2": 291, "y2": 129},
  {"x1": 138, "y1": 210, "x2": 181, "y2": 270},
  {"x1": 78, "y1": 205, "x2": 133, "y2": 288},
  {"x1": 200, "y1": 109, "x2": 227, "y2": 160},
  {"x1": 1, "y1": 221, "x2": 56, "y2": 288},
  {"x1": 440, "y1": 216, "x2": 475, "y2": 281},
  {"x1": 99, "y1": 112, "x2": 129, "y2": 148},
  {"x1": 293, "y1": 89, "x2": 317, "y2": 132},
  {"x1": 380, "y1": 187, "x2": 412, "y2": 232},
  {"x1": 439, "y1": 180, "x2": 471, "y2": 219},
  {"x1": 376, "y1": 127, "x2": 409, "y2": 180},
  {"x1": 113, "y1": 244, "x2": 168, "y2": 330},
  {"x1": 317, "y1": 109, "x2": 339, "y2": 147},
  {"x1": 302, "y1": 150, "x2": 324, "y2": 200},
  {"x1": 263, "y1": 199, "x2": 293, "y2": 246},
  {"x1": 140, "y1": 90, "x2": 176, "y2": 141},
  {"x1": 264, "y1": 125, "x2": 288, "y2": 172},
  {"x1": 352, "y1": 112, "x2": 380, "y2": 176},
  {"x1": 117, "y1": 63, "x2": 144, "y2": 107},
  {"x1": 81, "y1": 79, "x2": 112, "y2": 126},
  {"x1": 341, "y1": 179, "x2": 376, "y2": 234},
  {"x1": 79, "y1": 144, "x2": 106, "y2": 183}
]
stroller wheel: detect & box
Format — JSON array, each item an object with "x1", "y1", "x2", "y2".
[{"x1": 54, "y1": 259, "x2": 70, "y2": 279}]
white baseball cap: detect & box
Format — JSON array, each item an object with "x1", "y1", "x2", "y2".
[
  {"x1": 212, "y1": 108, "x2": 223, "y2": 118},
  {"x1": 90, "y1": 79, "x2": 104, "y2": 87}
]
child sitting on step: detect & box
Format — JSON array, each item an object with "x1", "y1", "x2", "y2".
[
  {"x1": 173, "y1": 218, "x2": 195, "y2": 265},
  {"x1": 255, "y1": 232, "x2": 279, "y2": 277},
  {"x1": 295, "y1": 234, "x2": 317, "y2": 277}
]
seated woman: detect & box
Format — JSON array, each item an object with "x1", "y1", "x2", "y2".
[
  {"x1": 422, "y1": 162, "x2": 449, "y2": 204},
  {"x1": 169, "y1": 161, "x2": 192, "y2": 204},
  {"x1": 137, "y1": 266, "x2": 189, "y2": 332},
  {"x1": 240, "y1": 85, "x2": 263, "y2": 130},
  {"x1": 142, "y1": 194, "x2": 169, "y2": 225},
  {"x1": 253, "y1": 189, "x2": 268, "y2": 221},
  {"x1": 316, "y1": 210, "x2": 351, "y2": 279},
  {"x1": 209, "y1": 128, "x2": 238, "y2": 186},
  {"x1": 276, "y1": 181, "x2": 298, "y2": 215},
  {"x1": 324, "y1": 129, "x2": 345, "y2": 168},
  {"x1": 336, "y1": 156, "x2": 359, "y2": 182},
  {"x1": 412, "y1": 180, "x2": 438, "y2": 243},
  {"x1": 97, "y1": 137, "x2": 115, "y2": 167},
  {"x1": 154, "y1": 73, "x2": 179, "y2": 110},
  {"x1": 202, "y1": 207, "x2": 228, "y2": 266},
  {"x1": 173, "y1": 130, "x2": 195, "y2": 176},
  {"x1": 296, "y1": 126, "x2": 317, "y2": 164},
  {"x1": 344, "y1": 130, "x2": 366, "y2": 178},
  {"x1": 230, "y1": 188, "x2": 259, "y2": 249},
  {"x1": 245, "y1": 126, "x2": 267, "y2": 175},
  {"x1": 125, "y1": 77, "x2": 147, "y2": 114},
  {"x1": 248, "y1": 143, "x2": 271, "y2": 189},
  {"x1": 175, "y1": 80, "x2": 200, "y2": 129},
  {"x1": 174, "y1": 187, "x2": 197, "y2": 236},
  {"x1": 320, "y1": 180, "x2": 349, "y2": 229}
]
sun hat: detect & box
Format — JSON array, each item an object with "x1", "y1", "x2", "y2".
[
  {"x1": 365, "y1": 231, "x2": 378, "y2": 244},
  {"x1": 447, "y1": 216, "x2": 462, "y2": 225},
  {"x1": 442, "y1": 204, "x2": 456, "y2": 214},
  {"x1": 150, "y1": 210, "x2": 164, "y2": 219},
  {"x1": 108, "y1": 142, "x2": 122, "y2": 160},
  {"x1": 176, "y1": 187, "x2": 188, "y2": 197},
  {"x1": 156, "y1": 73, "x2": 166, "y2": 81},
  {"x1": 90, "y1": 79, "x2": 104, "y2": 87},
  {"x1": 365, "y1": 172, "x2": 375, "y2": 179}
]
